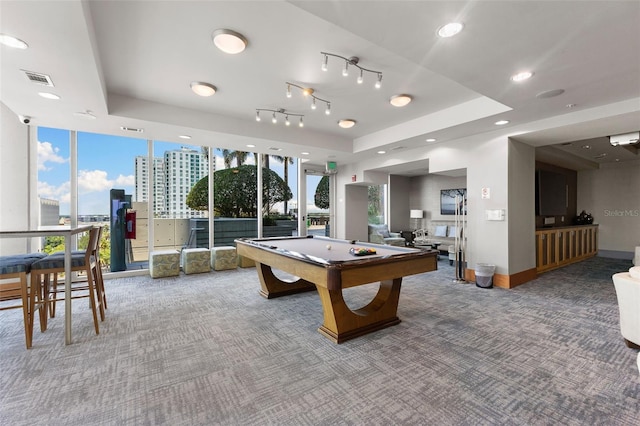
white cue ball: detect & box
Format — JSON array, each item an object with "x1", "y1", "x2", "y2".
[{"x1": 326, "y1": 244, "x2": 332, "y2": 250}]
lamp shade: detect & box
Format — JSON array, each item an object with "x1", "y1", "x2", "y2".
[{"x1": 410, "y1": 209, "x2": 424, "y2": 219}]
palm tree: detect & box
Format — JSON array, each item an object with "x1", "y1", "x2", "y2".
[
  {"x1": 222, "y1": 149, "x2": 250, "y2": 168},
  {"x1": 276, "y1": 156, "x2": 294, "y2": 215},
  {"x1": 258, "y1": 154, "x2": 295, "y2": 215}
]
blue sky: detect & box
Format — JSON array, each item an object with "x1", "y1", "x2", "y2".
[{"x1": 37, "y1": 127, "x2": 322, "y2": 216}]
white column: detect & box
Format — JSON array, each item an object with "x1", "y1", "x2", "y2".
[
  {"x1": 297, "y1": 161, "x2": 306, "y2": 236},
  {"x1": 208, "y1": 146, "x2": 215, "y2": 248},
  {"x1": 147, "y1": 139, "x2": 154, "y2": 252},
  {"x1": 70, "y1": 131, "x2": 78, "y2": 250},
  {"x1": 257, "y1": 154, "x2": 263, "y2": 237}
]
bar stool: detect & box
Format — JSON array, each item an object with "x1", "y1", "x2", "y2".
[
  {"x1": 0, "y1": 253, "x2": 47, "y2": 348},
  {"x1": 47, "y1": 226, "x2": 107, "y2": 319},
  {"x1": 31, "y1": 226, "x2": 104, "y2": 335}
]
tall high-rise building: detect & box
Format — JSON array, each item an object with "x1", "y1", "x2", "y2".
[
  {"x1": 134, "y1": 156, "x2": 166, "y2": 215},
  {"x1": 134, "y1": 147, "x2": 209, "y2": 218}
]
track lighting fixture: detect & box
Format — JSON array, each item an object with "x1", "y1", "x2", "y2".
[
  {"x1": 286, "y1": 82, "x2": 331, "y2": 115},
  {"x1": 320, "y1": 52, "x2": 383, "y2": 89},
  {"x1": 256, "y1": 108, "x2": 304, "y2": 128}
]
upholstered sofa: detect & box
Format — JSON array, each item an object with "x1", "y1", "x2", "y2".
[
  {"x1": 368, "y1": 224, "x2": 405, "y2": 246},
  {"x1": 612, "y1": 266, "x2": 640, "y2": 349}
]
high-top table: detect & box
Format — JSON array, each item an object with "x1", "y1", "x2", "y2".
[{"x1": 0, "y1": 225, "x2": 93, "y2": 345}]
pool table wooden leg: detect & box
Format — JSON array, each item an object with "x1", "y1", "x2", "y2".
[
  {"x1": 316, "y1": 278, "x2": 402, "y2": 343},
  {"x1": 256, "y1": 262, "x2": 316, "y2": 299}
]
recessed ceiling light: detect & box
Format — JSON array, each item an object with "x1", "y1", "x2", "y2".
[
  {"x1": 190, "y1": 81, "x2": 216, "y2": 97},
  {"x1": 582, "y1": 145, "x2": 591, "y2": 149},
  {"x1": 38, "y1": 92, "x2": 60, "y2": 100},
  {"x1": 212, "y1": 29, "x2": 247, "y2": 54},
  {"x1": 269, "y1": 147, "x2": 282, "y2": 151},
  {"x1": 437, "y1": 22, "x2": 464, "y2": 38},
  {"x1": 426, "y1": 138, "x2": 436, "y2": 142},
  {"x1": 338, "y1": 119, "x2": 356, "y2": 129},
  {"x1": 377, "y1": 150, "x2": 386, "y2": 154},
  {"x1": 0, "y1": 34, "x2": 28, "y2": 49},
  {"x1": 390, "y1": 94, "x2": 412, "y2": 107},
  {"x1": 246, "y1": 144, "x2": 256, "y2": 148},
  {"x1": 495, "y1": 120, "x2": 509, "y2": 125},
  {"x1": 301, "y1": 151, "x2": 310, "y2": 155},
  {"x1": 510, "y1": 71, "x2": 533, "y2": 82},
  {"x1": 179, "y1": 135, "x2": 191, "y2": 139},
  {"x1": 566, "y1": 103, "x2": 577, "y2": 108}
]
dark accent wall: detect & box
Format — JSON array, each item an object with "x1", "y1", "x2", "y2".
[{"x1": 535, "y1": 161, "x2": 577, "y2": 228}]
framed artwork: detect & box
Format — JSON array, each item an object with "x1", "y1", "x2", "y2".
[{"x1": 440, "y1": 188, "x2": 467, "y2": 215}]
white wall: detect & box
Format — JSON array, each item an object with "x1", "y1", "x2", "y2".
[
  {"x1": 410, "y1": 173, "x2": 467, "y2": 228},
  {"x1": 577, "y1": 159, "x2": 640, "y2": 257},
  {"x1": 338, "y1": 128, "x2": 538, "y2": 278},
  {"x1": 343, "y1": 184, "x2": 368, "y2": 242},
  {"x1": 389, "y1": 175, "x2": 410, "y2": 232},
  {"x1": 0, "y1": 101, "x2": 33, "y2": 254},
  {"x1": 507, "y1": 139, "x2": 536, "y2": 273}
]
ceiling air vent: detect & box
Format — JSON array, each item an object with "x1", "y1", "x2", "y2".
[
  {"x1": 21, "y1": 69, "x2": 54, "y2": 87},
  {"x1": 120, "y1": 126, "x2": 144, "y2": 133}
]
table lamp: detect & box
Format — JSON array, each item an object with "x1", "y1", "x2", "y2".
[{"x1": 410, "y1": 209, "x2": 423, "y2": 231}]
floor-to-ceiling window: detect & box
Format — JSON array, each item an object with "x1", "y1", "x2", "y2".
[
  {"x1": 77, "y1": 131, "x2": 146, "y2": 270},
  {"x1": 307, "y1": 172, "x2": 329, "y2": 236},
  {"x1": 263, "y1": 152, "x2": 297, "y2": 237},
  {"x1": 368, "y1": 184, "x2": 387, "y2": 225},
  {"x1": 36, "y1": 126, "x2": 306, "y2": 265}
]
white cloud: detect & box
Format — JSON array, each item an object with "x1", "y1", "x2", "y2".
[
  {"x1": 38, "y1": 180, "x2": 70, "y2": 202},
  {"x1": 78, "y1": 169, "x2": 134, "y2": 193},
  {"x1": 78, "y1": 169, "x2": 111, "y2": 192},
  {"x1": 114, "y1": 174, "x2": 135, "y2": 186},
  {"x1": 37, "y1": 141, "x2": 67, "y2": 171}
]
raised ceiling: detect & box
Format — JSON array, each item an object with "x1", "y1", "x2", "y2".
[{"x1": 1, "y1": 1, "x2": 639, "y2": 170}]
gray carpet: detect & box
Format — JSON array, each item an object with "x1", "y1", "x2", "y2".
[{"x1": 1, "y1": 256, "x2": 639, "y2": 425}]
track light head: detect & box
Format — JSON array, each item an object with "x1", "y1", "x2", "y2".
[{"x1": 375, "y1": 73, "x2": 382, "y2": 89}]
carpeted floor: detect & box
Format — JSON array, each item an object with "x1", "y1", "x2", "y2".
[{"x1": 1, "y1": 256, "x2": 639, "y2": 425}]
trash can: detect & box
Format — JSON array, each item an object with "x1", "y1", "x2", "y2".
[{"x1": 475, "y1": 263, "x2": 495, "y2": 289}]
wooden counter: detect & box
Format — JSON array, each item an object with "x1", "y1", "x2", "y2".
[{"x1": 535, "y1": 224, "x2": 598, "y2": 273}]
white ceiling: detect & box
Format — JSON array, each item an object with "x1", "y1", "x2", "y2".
[{"x1": 1, "y1": 0, "x2": 639, "y2": 171}]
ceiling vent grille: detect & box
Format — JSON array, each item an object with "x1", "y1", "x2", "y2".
[{"x1": 21, "y1": 70, "x2": 54, "y2": 87}]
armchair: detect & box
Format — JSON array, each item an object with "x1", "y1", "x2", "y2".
[
  {"x1": 612, "y1": 266, "x2": 640, "y2": 349},
  {"x1": 368, "y1": 224, "x2": 405, "y2": 246}
]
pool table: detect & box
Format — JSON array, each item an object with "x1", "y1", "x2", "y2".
[{"x1": 235, "y1": 235, "x2": 438, "y2": 343}]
